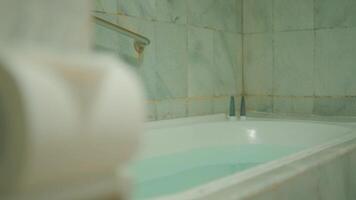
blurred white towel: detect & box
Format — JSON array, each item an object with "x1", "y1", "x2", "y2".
[{"x1": 0, "y1": 49, "x2": 145, "y2": 200}]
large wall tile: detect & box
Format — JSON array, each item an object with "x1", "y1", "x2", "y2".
[
  {"x1": 155, "y1": 23, "x2": 187, "y2": 99},
  {"x1": 94, "y1": 0, "x2": 117, "y2": 14},
  {"x1": 315, "y1": 28, "x2": 356, "y2": 96},
  {"x1": 188, "y1": 27, "x2": 215, "y2": 97},
  {"x1": 213, "y1": 31, "x2": 241, "y2": 96},
  {"x1": 188, "y1": 0, "x2": 242, "y2": 33},
  {"x1": 139, "y1": 66, "x2": 159, "y2": 100},
  {"x1": 117, "y1": 16, "x2": 158, "y2": 100},
  {"x1": 246, "y1": 96, "x2": 273, "y2": 113},
  {"x1": 313, "y1": 97, "x2": 356, "y2": 116},
  {"x1": 156, "y1": 99, "x2": 187, "y2": 120},
  {"x1": 146, "y1": 102, "x2": 157, "y2": 121},
  {"x1": 273, "y1": 0, "x2": 313, "y2": 31},
  {"x1": 94, "y1": 23, "x2": 118, "y2": 52},
  {"x1": 118, "y1": 0, "x2": 156, "y2": 20},
  {"x1": 156, "y1": 0, "x2": 187, "y2": 24},
  {"x1": 243, "y1": 0, "x2": 273, "y2": 33},
  {"x1": 114, "y1": 16, "x2": 139, "y2": 66},
  {"x1": 94, "y1": 14, "x2": 120, "y2": 53},
  {"x1": 315, "y1": 0, "x2": 356, "y2": 29},
  {"x1": 244, "y1": 33, "x2": 273, "y2": 95},
  {"x1": 188, "y1": 98, "x2": 214, "y2": 116},
  {"x1": 273, "y1": 31, "x2": 314, "y2": 96},
  {"x1": 94, "y1": 0, "x2": 104, "y2": 12},
  {"x1": 213, "y1": 96, "x2": 231, "y2": 114},
  {"x1": 273, "y1": 97, "x2": 313, "y2": 114}
]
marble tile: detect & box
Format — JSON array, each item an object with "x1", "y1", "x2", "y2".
[
  {"x1": 273, "y1": 31, "x2": 314, "y2": 96},
  {"x1": 93, "y1": 14, "x2": 119, "y2": 54},
  {"x1": 273, "y1": 97, "x2": 314, "y2": 114},
  {"x1": 116, "y1": 15, "x2": 142, "y2": 57},
  {"x1": 213, "y1": 98, "x2": 227, "y2": 114},
  {"x1": 188, "y1": 27, "x2": 215, "y2": 97},
  {"x1": 213, "y1": 96, "x2": 232, "y2": 114},
  {"x1": 94, "y1": 14, "x2": 143, "y2": 66},
  {"x1": 243, "y1": 0, "x2": 273, "y2": 33},
  {"x1": 315, "y1": 0, "x2": 356, "y2": 29},
  {"x1": 236, "y1": 34, "x2": 243, "y2": 95},
  {"x1": 213, "y1": 31, "x2": 241, "y2": 96},
  {"x1": 244, "y1": 33, "x2": 273, "y2": 95},
  {"x1": 318, "y1": 157, "x2": 348, "y2": 200},
  {"x1": 145, "y1": 102, "x2": 157, "y2": 121},
  {"x1": 273, "y1": 0, "x2": 313, "y2": 31},
  {"x1": 115, "y1": 25, "x2": 138, "y2": 66},
  {"x1": 246, "y1": 96, "x2": 273, "y2": 113},
  {"x1": 156, "y1": 99, "x2": 187, "y2": 120},
  {"x1": 313, "y1": 97, "x2": 356, "y2": 116},
  {"x1": 139, "y1": 66, "x2": 159, "y2": 101},
  {"x1": 315, "y1": 28, "x2": 356, "y2": 96},
  {"x1": 155, "y1": 0, "x2": 187, "y2": 24},
  {"x1": 117, "y1": 16, "x2": 158, "y2": 100},
  {"x1": 93, "y1": 0, "x2": 104, "y2": 12},
  {"x1": 155, "y1": 22, "x2": 187, "y2": 99},
  {"x1": 118, "y1": 0, "x2": 156, "y2": 20},
  {"x1": 95, "y1": 0, "x2": 117, "y2": 14},
  {"x1": 188, "y1": 98, "x2": 214, "y2": 116},
  {"x1": 187, "y1": 0, "x2": 242, "y2": 33}
]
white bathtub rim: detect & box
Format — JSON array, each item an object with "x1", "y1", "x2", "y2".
[
  {"x1": 249, "y1": 111, "x2": 356, "y2": 123},
  {"x1": 155, "y1": 130, "x2": 356, "y2": 200},
  {"x1": 145, "y1": 114, "x2": 356, "y2": 131}
]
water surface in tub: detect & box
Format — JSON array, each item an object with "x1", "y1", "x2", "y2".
[{"x1": 131, "y1": 144, "x2": 305, "y2": 199}]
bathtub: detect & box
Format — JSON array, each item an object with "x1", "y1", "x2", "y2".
[{"x1": 130, "y1": 114, "x2": 356, "y2": 200}]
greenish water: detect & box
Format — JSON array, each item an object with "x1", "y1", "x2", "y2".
[{"x1": 131, "y1": 144, "x2": 304, "y2": 199}]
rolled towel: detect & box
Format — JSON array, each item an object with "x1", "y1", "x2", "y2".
[{"x1": 0, "y1": 50, "x2": 144, "y2": 200}]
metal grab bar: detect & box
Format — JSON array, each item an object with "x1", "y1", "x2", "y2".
[{"x1": 92, "y1": 16, "x2": 150, "y2": 53}]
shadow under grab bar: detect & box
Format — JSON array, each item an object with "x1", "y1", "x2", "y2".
[{"x1": 92, "y1": 16, "x2": 150, "y2": 53}]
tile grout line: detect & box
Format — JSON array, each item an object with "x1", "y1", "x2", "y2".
[
  {"x1": 271, "y1": 0, "x2": 276, "y2": 113},
  {"x1": 243, "y1": 25, "x2": 356, "y2": 35},
  {"x1": 241, "y1": 0, "x2": 246, "y2": 98},
  {"x1": 312, "y1": 0, "x2": 317, "y2": 115},
  {"x1": 186, "y1": 0, "x2": 191, "y2": 117}
]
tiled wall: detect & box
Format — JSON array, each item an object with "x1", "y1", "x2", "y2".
[
  {"x1": 243, "y1": 0, "x2": 356, "y2": 116},
  {"x1": 94, "y1": 0, "x2": 356, "y2": 119},
  {"x1": 93, "y1": 0, "x2": 243, "y2": 121}
]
